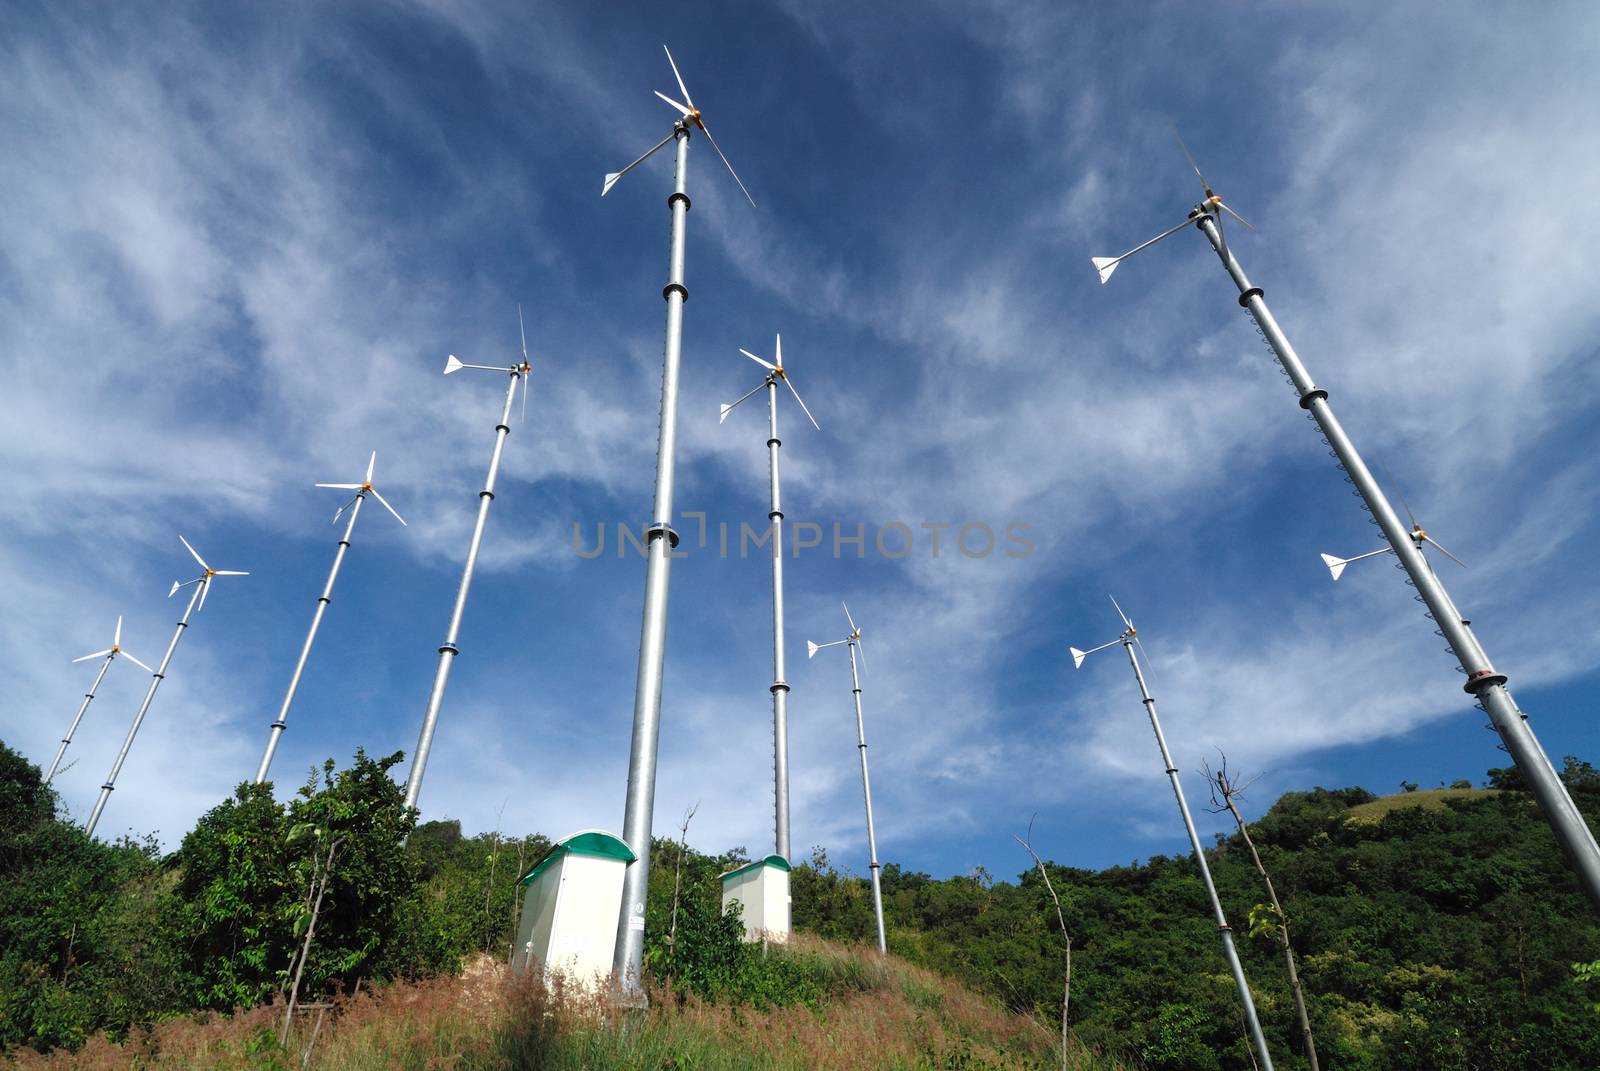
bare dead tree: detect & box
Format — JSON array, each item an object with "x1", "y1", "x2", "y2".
[
  {"x1": 1205, "y1": 751, "x2": 1319, "y2": 1071},
  {"x1": 483, "y1": 798, "x2": 506, "y2": 953},
  {"x1": 281, "y1": 832, "x2": 345, "y2": 1048},
  {"x1": 507, "y1": 837, "x2": 528, "y2": 965},
  {"x1": 1015, "y1": 815, "x2": 1072, "y2": 1071},
  {"x1": 667, "y1": 800, "x2": 700, "y2": 960}
]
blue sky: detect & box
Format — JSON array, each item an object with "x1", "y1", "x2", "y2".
[{"x1": 3, "y1": 1, "x2": 1599, "y2": 884}]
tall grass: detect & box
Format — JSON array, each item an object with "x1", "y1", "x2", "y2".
[{"x1": 7, "y1": 937, "x2": 1127, "y2": 1070}]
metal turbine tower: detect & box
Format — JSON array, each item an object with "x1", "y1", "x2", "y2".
[
  {"x1": 719, "y1": 334, "x2": 820, "y2": 862},
  {"x1": 47, "y1": 617, "x2": 153, "y2": 784},
  {"x1": 255, "y1": 451, "x2": 407, "y2": 784},
  {"x1": 403, "y1": 325, "x2": 533, "y2": 815},
  {"x1": 602, "y1": 45, "x2": 756, "y2": 993},
  {"x1": 1071, "y1": 597, "x2": 1276, "y2": 1071},
  {"x1": 808, "y1": 603, "x2": 887, "y2": 954},
  {"x1": 85, "y1": 536, "x2": 247, "y2": 837},
  {"x1": 1092, "y1": 134, "x2": 1600, "y2": 913}
]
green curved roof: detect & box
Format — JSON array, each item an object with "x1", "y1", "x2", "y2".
[
  {"x1": 718, "y1": 854, "x2": 792, "y2": 883},
  {"x1": 518, "y1": 829, "x2": 636, "y2": 886}
]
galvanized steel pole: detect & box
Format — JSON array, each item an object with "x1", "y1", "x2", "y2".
[
  {"x1": 255, "y1": 493, "x2": 365, "y2": 785},
  {"x1": 1194, "y1": 211, "x2": 1600, "y2": 912},
  {"x1": 85, "y1": 580, "x2": 205, "y2": 837},
  {"x1": 1123, "y1": 637, "x2": 1275, "y2": 1070},
  {"x1": 613, "y1": 122, "x2": 691, "y2": 992},
  {"x1": 849, "y1": 639, "x2": 888, "y2": 955},
  {"x1": 765, "y1": 379, "x2": 792, "y2": 861},
  {"x1": 45, "y1": 655, "x2": 114, "y2": 784},
  {"x1": 403, "y1": 369, "x2": 521, "y2": 814}
]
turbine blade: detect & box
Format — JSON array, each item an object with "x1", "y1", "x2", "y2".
[
  {"x1": 121, "y1": 651, "x2": 154, "y2": 674},
  {"x1": 774, "y1": 333, "x2": 782, "y2": 368},
  {"x1": 74, "y1": 649, "x2": 114, "y2": 663},
  {"x1": 198, "y1": 577, "x2": 211, "y2": 612},
  {"x1": 663, "y1": 45, "x2": 695, "y2": 110},
  {"x1": 1320, "y1": 553, "x2": 1349, "y2": 581},
  {"x1": 317, "y1": 483, "x2": 363, "y2": 490},
  {"x1": 520, "y1": 369, "x2": 530, "y2": 424},
  {"x1": 603, "y1": 131, "x2": 676, "y2": 196},
  {"x1": 1424, "y1": 536, "x2": 1467, "y2": 568},
  {"x1": 178, "y1": 534, "x2": 209, "y2": 572},
  {"x1": 1133, "y1": 635, "x2": 1155, "y2": 675},
  {"x1": 720, "y1": 381, "x2": 765, "y2": 423},
  {"x1": 370, "y1": 488, "x2": 407, "y2": 526},
  {"x1": 1108, "y1": 594, "x2": 1133, "y2": 632},
  {"x1": 1170, "y1": 123, "x2": 1209, "y2": 195},
  {"x1": 445, "y1": 354, "x2": 464, "y2": 375},
  {"x1": 1219, "y1": 200, "x2": 1255, "y2": 231},
  {"x1": 114, "y1": 614, "x2": 123, "y2": 647},
  {"x1": 653, "y1": 90, "x2": 692, "y2": 117},
  {"x1": 783, "y1": 374, "x2": 821, "y2": 431},
  {"x1": 842, "y1": 602, "x2": 858, "y2": 635},
  {"x1": 698, "y1": 120, "x2": 757, "y2": 208},
  {"x1": 519, "y1": 304, "x2": 530, "y2": 363},
  {"x1": 739, "y1": 347, "x2": 777, "y2": 371},
  {"x1": 211, "y1": 570, "x2": 249, "y2": 576},
  {"x1": 855, "y1": 637, "x2": 867, "y2": 673},
  {"x1": 366, "y1": 451, "x2": 376, "y2": 484}
]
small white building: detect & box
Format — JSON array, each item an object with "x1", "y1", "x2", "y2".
[
  {"x1": 513, "y1": 829, "x2": 635, "y2": 989},
  {"x1": 719, "y1": 854, "x2": 792, "y2": 943}
]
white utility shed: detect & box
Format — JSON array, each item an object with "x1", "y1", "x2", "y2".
[
  {"x1": 512, "y1": 829, "x2": 635, "y2": 988},
  {"x1": 719, "y1": 854, "x2": 792, "y2": 943}
]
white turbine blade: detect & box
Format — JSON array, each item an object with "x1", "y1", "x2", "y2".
[
  {"x1": 113, "y1": 615, "x2": 123, "y2": 647},
  {"x1": 518, "y1": 304, "x2": 530, "y2": 364},
  {"x1": 211, "y1": 570, "x2": 249, "y2": 576},
  {"x1": 365, "y1": 451, "x2": 376, "y2": 484},
  {"x1": 120, "y1": 650, "x2": 154, "y2": 674},
  {"x1": 720, "y1": 381, "x2": 766, "y2": 423},
  {"x1": 1091, "y1": 215, "x2": 1194, "y2": 285},
  {"x1": 197, "y1": 577, "x2": 211, "y2": 612},
  {"x1": 774, "y1": 333, "x2": 783, "y2": 368},
  {"x1": 520, "y1": 368, "x2": 530, "y2": 424},
  {"x1": 1320, "y1": 553, "x2": 1349, "y2": 582},
  {"x1": 603, "y1": 131, "x2": 676, "y2": 196},
  {"x1": 698, "y1": 119, "x2": 757, "y2": 208},
  {"x1": 1219, "y1": 200, "x2": 1255, "y2": 231},
  {"x1": 1423, "y1": 536, "x2": 1467, "y2": 568},
  {"x1": 1108, "y1": 594, "x2": 1133, "y2": 632},
  {"x1": 74, "y1": 648, "x2": 114, "y2": 663},
  {"x1": 316, "y1": 483, "x2": 363, "y2": 490},
  {"x1": 445, "y1": 354, "x2": 464, "y2": 375},
  {"x1": 739, "y1": 347, "x2": 777, "y2": 371},
  {"x1": 662, "y1": 45, "x2": 695, "y2": 111},
  {"x1": 782, "y1": 374, "x2": 821, "y2": 431},
  {"x1": 842, "y1": 601, "x2": 858, "y2": 635},
  {"x1": 855, "y1": 637, "x2": 867, "y2": 673},
  {"x1": 178, "y1": 534, "x2": 209, "y2": 573},
  {"x1": 653, "y1": 90, "x2": 692, "y2": 117},
  {"x1": 1171, "y1": 124, "x2": 1210, "y2": 195},
  {"x1": 369, "y1": 487, "x2": 407, "y2": 527}
]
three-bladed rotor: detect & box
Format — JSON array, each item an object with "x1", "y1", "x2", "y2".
[
  {"x1": 1069, "y1": 595, "x2": 1150, "y2": 669},
  {"x1": 445, "y1": 305, "x2": 536, "y2": 419},
  {"x1": 807, "y1": 602, "x2": 865, "y2": 669},
  {"x1": 1090, "y1": 128, "x2": 1253, "y2": 285},
  {"x1": 719, "y1": 334, "x2": 821, "y2": 430},
  {"x1": 72, "y1": 615, "x2": 154, "y2": 673},
  {"x1": 601, "y1": 45, "x2": 755, "y2": 207},
  {"x1": 315, "y1": 451, "x2": 409, "y2": 527},
  {"x1": 168, "y1": 535, "x2": 249, "y2": 612},
  {"x1": 1320, "y1": 492, "x2": 1466, "y2": 581}
]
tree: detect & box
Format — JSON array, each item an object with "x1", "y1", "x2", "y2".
[{"x1": 1015, "y1": 816, "x2": 1072, "y2": 1071}]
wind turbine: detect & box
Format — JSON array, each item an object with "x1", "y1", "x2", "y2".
[
  {"x1": 603, "y1": 44, "x2": 757, "y2": 992},
  {"x1": 45, "y1": 617, "x2": 153, "y2": 784},
  {"x1": 807, "y1": 603, "x2": 887, "y2": 955},
  {"x1": 254, "y1": 452, "x2": 407, "y2": 785},
  {"x1": 1070, "y1": 597, "x2": 1276, "y2": 1071},
  {"x1": 720, "y1": 334, "x2": 820, "y2": 863},
  {"x1": 84, "y1": 536, "x2": 247, "y2": 837},
  {"x1": 403, "y1": 319, "x2": 533, "y2": 815},
  {"x1": 1090, "y1": 133, "x2": 1600, "y2": 913}
]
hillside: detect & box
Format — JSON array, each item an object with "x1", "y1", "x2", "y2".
[{"x1": 4, "y1": 741, "x2": 1600, "y2": 1068}]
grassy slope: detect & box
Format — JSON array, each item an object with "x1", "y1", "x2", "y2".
[
  {"x1": 1344, "y1": 787, "x2": 1501, "y2": 823},
  {"x1": 7, "y1": 936, "x2": 1124, "y2": 1070}
]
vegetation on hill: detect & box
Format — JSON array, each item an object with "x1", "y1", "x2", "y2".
[{"x1": 3, "y1": 738, "x2": 1599, "y2": 1068}]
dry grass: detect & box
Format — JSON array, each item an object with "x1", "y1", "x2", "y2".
[
  {"x1": 5, "y1": 936, "x2": 1126, "y2": 1070},
  {"x1": 1344, "y1": 787, "x2": 1500, "y2": 824}
]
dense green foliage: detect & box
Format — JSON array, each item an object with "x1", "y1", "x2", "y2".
[{"x1": 3, "y1": 736, "x2": 1599, "y2": 1068}]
